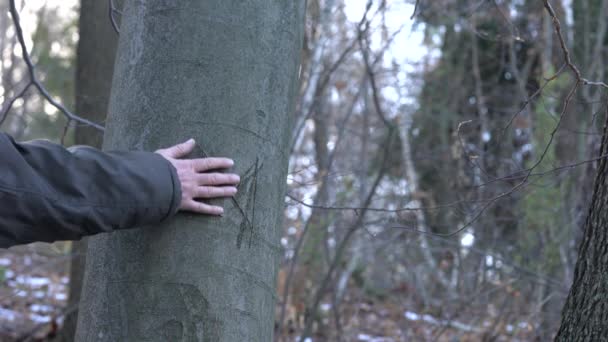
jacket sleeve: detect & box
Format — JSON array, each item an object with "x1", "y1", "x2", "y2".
[{"x1": 0, "y1": 132, "x2": 181, "y2": 248}]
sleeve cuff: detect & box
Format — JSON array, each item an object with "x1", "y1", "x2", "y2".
[{"x1": 159, "y1": 154, "x2": 182, "y2": 221}]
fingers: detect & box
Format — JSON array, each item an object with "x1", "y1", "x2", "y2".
[
  {"x1": 197, "y1": 173, "x2": 240, "y2": 186},
  {"x1": 178, "y1": 185, "x2": 236, "y2": 215},
  {"x1": 195, "y1": 186, "x2": 238, "y2": 198},
  {"x1": 191, "y1": 157, "x2": 234, "y2": 172},
  {"x1": 182, "y1": 200, "x2": 224, "y2": 216},
  {"x1": 160, "y1": 138, "x2": 196, "y2": 158},
  {"x1": 171, "y1": 148, "x2": 239, "y2": 216}
]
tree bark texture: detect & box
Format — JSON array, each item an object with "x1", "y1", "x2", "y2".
[
  {"x1": 75, "y1": 1, "x2": 304, "y2": 341},
  {"x1": 556, "y1": 111, "x2": 608, "y2": 340}
]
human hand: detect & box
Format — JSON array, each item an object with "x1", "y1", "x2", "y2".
[{"x1": 155, "y1": 139, "x2": 240, "y2": 215}]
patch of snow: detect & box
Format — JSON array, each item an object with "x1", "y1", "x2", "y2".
[
  {"x1": 461, "y1": 233, "x2": 475, "y2": 247},
  {"x1": 422, "y1": 314, "x2": 439, "y2": 324},
  {"x1": 486, "y1": 255, "x2": 494, "y2": 267},
  {"x1": 29, "y1": 313, "x2": 51, "y2": 323},
  {"x1": 404, "y1": 311, "x2": 420, "y2": 321},
  {"x1": 404, "y1": 310, "x2": 482, "y2": 333},
  {"x1": 287, "y1": 207, "x2": 299, "y2": 220},
  {"x1": 0, "y1": 307, "x2": 18, "y2": 321},
  {"x1": 482, "y1": 131, "x2": 491, "y2": 142},
  {"x1": 285, "y1": 250, "x2": 294, "y2": 260},
  {"x1": 30, "y1": 304, "x2": 53, "y2": 313},
  {"x1": 15, "y1": 275, "x2": 50, "y2": 287},
  {"x1": 358, "y1": 334, "x2": 394, "y2": 342}
]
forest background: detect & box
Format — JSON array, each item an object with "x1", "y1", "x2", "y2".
[{"x1": 0, "y1": 0, "x2": 602, "y2": 341}]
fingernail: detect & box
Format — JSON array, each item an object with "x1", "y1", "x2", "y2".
[{"x1": 188, "y1": 138, "x2": 195, "y2": 144}]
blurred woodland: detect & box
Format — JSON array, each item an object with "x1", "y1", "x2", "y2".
[{"x1": 0, "y1": 0, "x2": 607, "y2": 341}]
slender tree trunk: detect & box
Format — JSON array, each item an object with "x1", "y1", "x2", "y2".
[
  {"x1": 555, "y1": 108, "x2": 608, "y2": 340},
  {"x1": 75, "y1": 1, "x2": 304, "y2": 341},
  {"x1": 55, "y1": 0, "x2": 118, "y2": 340}
]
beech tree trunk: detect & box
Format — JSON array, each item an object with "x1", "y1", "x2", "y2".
[
  {"x1": 556, "y1": 114, "x2": 608, "y2": 340},
  {"x1": 75, "y1": 1, "x2": 304, "y2": 341}
]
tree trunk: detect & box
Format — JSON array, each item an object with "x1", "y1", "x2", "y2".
[
  {"x1": 74, "y1": 1, "x2": 304, "y2": 341},
  {"x1": 55, "y1": 0, "x2": 118, "y2": 340},
  {"x1": 555, "y1": 111, "x2": 608, "y2": 340}
]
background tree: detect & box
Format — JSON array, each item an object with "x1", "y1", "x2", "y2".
[
  {"x1": 54, "y1": 0, "x2": 119, "y2": 340},
  {"x1": 3, "y1": 0, "x2": 608, "y2": 340}
]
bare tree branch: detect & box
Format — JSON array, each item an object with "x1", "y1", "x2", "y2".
[
  {"x1": 8, "y1": 0, "x2": 105, "y2": 132},
  {"x1": 543, "y1": 0, "x2": 608, "y2": 88},
  {"x1": 0, "y1": 81, "x2": 32, "y2": 127},
  {"x1": 411, "y1": 0, "x2": 422, "y2": 19}
]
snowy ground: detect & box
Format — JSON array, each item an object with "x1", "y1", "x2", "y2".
[{"x1": 0, "y1": 244, "x2": 70, "y2": 341}]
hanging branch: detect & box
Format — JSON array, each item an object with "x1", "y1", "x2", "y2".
[
  {"x1": 8, "y1": 0, "x2": 105, "y2": 132},
  {"x1": 0, "y1": 82, "x2": 32, "y2": 127},
  {"x1": 411, "y1": 0, "x2": 422, "y2": 19}
]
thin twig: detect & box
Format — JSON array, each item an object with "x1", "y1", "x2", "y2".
[
  {"x1": 60, "y1": 119, "x2": 72, "y2": 146},
  {"x1": 411, "y1": 0, "x2": 421, "y2": 19},
  {"x1": 0, "y1": 81, "x2": 32, "y2": 127},
  {"x1": 287, "y1": 152, "x2": 608, "y2": 216},
  {"x1": 109, "y1": 0, "x2": 120, "y2": 35},
  {"x1": 8, "y1": 0, "x2": 104, "y2": 131},
  {"x1": 543, "y1": 0, "x2": 608, "y2": 88}
]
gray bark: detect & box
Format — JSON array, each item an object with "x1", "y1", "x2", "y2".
[
  {"x1": 56, "y1": 0, "x2": 119, "y2": 340},
  {"x1": 555, "y1": 115, "x2": 608, "y2": 340},
  {"x1": 75, "y1": 1, "x2": 304, "y2": 341}
]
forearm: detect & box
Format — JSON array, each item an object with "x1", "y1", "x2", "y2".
[{"x1": 0, "y1": 132, "x2": 180, "y2": 247}]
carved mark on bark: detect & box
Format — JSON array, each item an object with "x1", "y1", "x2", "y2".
[
  {"x1": 191, "y1": 142, "x2": 263, "y2": 249},
  {"x1": 185, "y1": 121, "x2": 270, "y2": 143},
  {"x1": 236, "y1": 157, "x2": 262, "y2": 249}
]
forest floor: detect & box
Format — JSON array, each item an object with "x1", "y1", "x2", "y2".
[
  {"x1": 278, "y1": 287, "x2": 539, "y2": 341},
  {"x1": 0, "y1": 244, "x2": 69, "y2": 341},
  {"x1": 0, "y1": 244, "x2": 542, "y2": 341}
]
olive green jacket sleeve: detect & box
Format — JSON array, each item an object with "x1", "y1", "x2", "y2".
[{"x1": 0, "y1": 132, "x2": 181, "y2": 248}]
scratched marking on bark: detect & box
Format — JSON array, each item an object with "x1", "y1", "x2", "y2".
[
  {"x1": 236, "y1": 157, "x2": 262, "y2": 249},
  {"x1": 186, "y1": 121, "x2": 270, "y2": 143},
  {"x1": 192, "y1": 143, "x2": 260, "y2": 249}
]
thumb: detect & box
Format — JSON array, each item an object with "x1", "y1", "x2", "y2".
[{"x1": 162, "y1": 138, "x2": 195, "y2": 159}]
